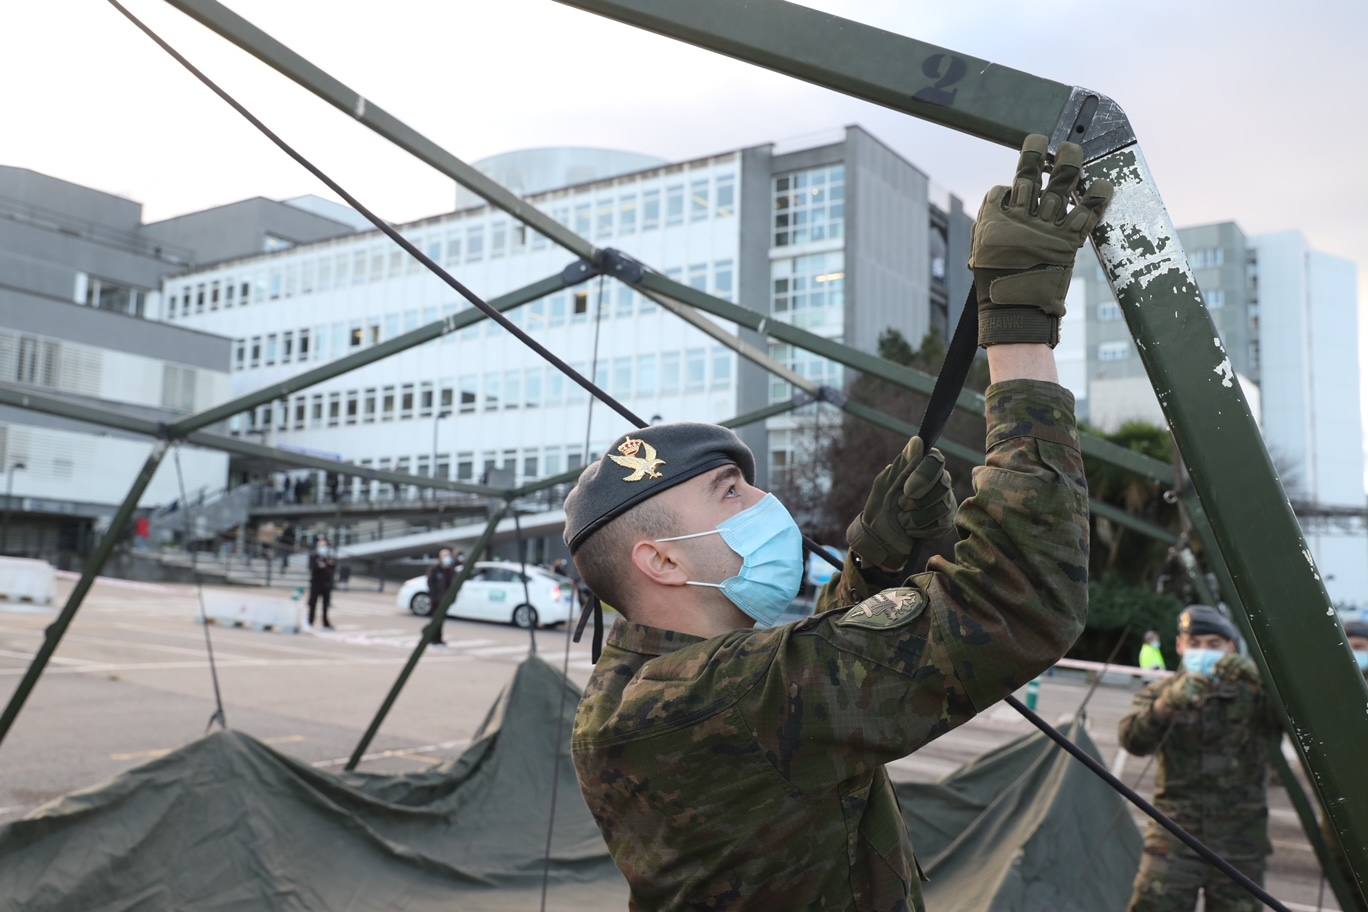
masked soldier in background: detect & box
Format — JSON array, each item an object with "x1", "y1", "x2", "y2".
[
  {"x1": 561, "y1": 135, "x2": 1108, "y2": 911},
  {"x1": 1119, "y1": 605, "x2": 1280, "y2": 912}
]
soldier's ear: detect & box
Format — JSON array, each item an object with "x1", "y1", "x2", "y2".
[{"x1": 630, "y1": 540, "x2": 688, "y2": 588}]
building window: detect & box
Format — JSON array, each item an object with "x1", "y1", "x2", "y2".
[
  {"x1": 298, "y1": 328, "x2": 311, "y2": 360},
  {"x1": 642, "y1": 189, "x2": 661, "y2": 231},
  {"x1": 715, "y1": 173, "x2": 736, "y2": 217},
  {"x1": 637, "y1": 354, "x2": 657, "y2": 397},
  {"x1": 363, "y1": 388, "x2": 377, "y2": 423},
  {"x1": 458, "y1": 375, "x2": 478, "y2": 413},
  {"x1": 265, "y1": 334, "x2": 278, "y2": 366},
  {"x1": 772, "y1": 251, "x2": 845, "y2": 333},
  {"x1": 666, "y1": 184, "x2": 685, "y2": 226},
  {"x1": 661, "y1": 351, "x2": 681, "y2": 395},
  {"x1": 524, "y1": 368, "x2": 541, "y2": 408},
  {"x1": 573, "y1": 291, "x2": 589, "y2": 321},
  {"x1": 419, "y1": 382, "x2": 434, "y2": 418},
  {"x1": 773, "y1": 164, "x2": 845, "y2": 246},
  {"x1": 293, "y1": 397, "x2": 307, "y2": 430},
  {"x1": 545, "y1": 369, "x2": 564, "y2": 407},
  {"x1": 310, "y1": 394, "x2": 323, "y2": 426},
  {"x1": 618, "y1": 195, "x2": 637, "y2": 235},
  {"x1": 345, "y1": 390, "x2": 359, "y2": 425},
  {"x1": 350, "y1": 326, "x2": 364, "y2": 349},
  {"x1": 612, "y1": 357, "x2": 632, "y2": 397},
  {"x1": 1098, "y1": 341, "x2": 1130, "y2": 362},
  {"x1": 456, "y1": 452, "x2": 474, "y2": 482},
  {"x1": 400, "y1": 383, "x2": 415, "y2": 419},
  {"x1": 573, "y1": 203, "x2": 591, "y2": 237},
  {"x1": 249, "y1": 336, "x2": 261, "y2": 368},
  {"x1": 1190, "y1": 247, "x2": 1225, "y2": 269},
  {"x1": 689, "y1": 178, "x2": 709, "y2": 222},
  {"x1": 490, "y1": 221, "x2": 507, "y2": 259},
  {"x1": 548, "y1": 293, "x2": 567, "y2": 328},
  {"x1": 688, "y1": 263, "x2": 708, "y2": 291},
  {"x1": 483, "y1": 373, "x2": 500, "y2": 411},
  {"x1": 1205, "y1": 288, "x2": 1226, "y2": 309},
  {"x1": 714, "y1": 259, "x2": 735, "y2": 301},
  {"x1": 352, "y1": 251, "x2": 367, "y2": 284},
  {"x1": 466, "y1": 224, "x2": 485, "y2": 262},
  {"x1": 685, "y1": 348, "x2": 706, "y2": 392},
  {"x1": 711, "y1": 349, "x2": 733, "y2": 389},
  {"x1": 327, "y1": 392, "x2": 341, "y2": 427},
  {"x1": 281, "y1": 330, "x2": 294, "y2": 364},
  {"x1": 445, "y1": 232, "x2": 462, "y2": 266},
  {"x1": 233, "y1": 339, "x2": 246, "y2": 371},
  {"x1": 381, "y1": 386, "x2": 396, "y2": 421},
  {"x1": 503, "y1": 370, "x2": 521, "y2": 410},
  {"x1": 596, "y1": 198, "x2": 613, "y2": 239},
  {"x1": 1097, "y1": 301, "x2": 1123, "y2": 321}
]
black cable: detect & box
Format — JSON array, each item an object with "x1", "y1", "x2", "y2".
[
  {"x1": 105, "y1": 0, "x2": 642, "y2": 431},
  {"x1": 1007, "y1": 694, "x2": 1288, "y2": 912},
  {"x1": 172, "y1": 445, "x2": 228, "y2": 733},
  {"x1": 1072, "y1": 622, "x2": 1134, "y2": 722},
  {"x1": 539, "y1": 274, "x2": 608, "y2": 911}
]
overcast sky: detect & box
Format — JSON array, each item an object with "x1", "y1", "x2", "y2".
[{"x1": 7, "y1": 0, "x2": 1368, "y2": 484}]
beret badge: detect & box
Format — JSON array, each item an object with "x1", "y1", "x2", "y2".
[{"x1": 608, "y1": 437, "x2": 666, "y2": 482}]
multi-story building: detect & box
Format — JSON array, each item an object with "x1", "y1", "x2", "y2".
[
  {"x1": 157, "y1": 127, "x2": 971, "y2": 535},
  {"x1": 0, "y1": 166, "x2": 355, "y2": 561},
  {"x1": 1072, "y1": 222, "x2": 1366, "y2": 610}
]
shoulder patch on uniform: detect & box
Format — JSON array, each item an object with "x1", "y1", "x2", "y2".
[{"x1": 835, "y1": 588, "x2": 926, "y2": 630}]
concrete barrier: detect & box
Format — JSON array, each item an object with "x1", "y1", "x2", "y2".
[
  {"x1": 0, "y1": 557, "x2": 56, "y2": 605},
  {"x1": 200, "y1": 589, "x2": 303, "y2": 633}
]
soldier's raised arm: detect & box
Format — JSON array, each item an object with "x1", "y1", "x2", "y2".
[{"x1": 744, "y1": 135, "x2": 1110, "y2": 788}]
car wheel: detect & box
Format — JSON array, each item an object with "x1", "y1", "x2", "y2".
[
  {"x1": 409, "y1": 592, "x2": 433, "y2": 617},
  {"x1": 512, "y1": 604, "x2": 538, "y2": 629}
]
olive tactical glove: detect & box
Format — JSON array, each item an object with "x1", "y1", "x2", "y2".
[
  {"x1": 969, "y1": 134, "x2": 1114, "y2": 347},
  {"x1": 847, "y1": 438, "x2": 957, "y2": 572},
  {"x1": 1156, "y1": 673, "x2": 1209, "y2": 717},
  {"x1": 1214, "y1": 653, "x2": 1261, "y2": 688}
]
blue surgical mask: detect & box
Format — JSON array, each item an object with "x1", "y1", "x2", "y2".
[
  {"x1": 657, "y1": 493, "x2": 804, "y2": 627},
  {"x1": 1355, "y1": 650, "x2": 1368, "y2": 673},
  {"x1": 1181, "y1": 647, "x2": 1224, "y2": 677}
]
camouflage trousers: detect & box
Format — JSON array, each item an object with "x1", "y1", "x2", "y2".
[{"x1": 1126, "y1": 844, "x2": 1265, "y2": 912}]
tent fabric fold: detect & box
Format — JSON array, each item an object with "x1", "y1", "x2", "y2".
[{"x1": 0, "y1": 657, "x2": 1139, "y2": 911}]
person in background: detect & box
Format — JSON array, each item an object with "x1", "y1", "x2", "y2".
[
  {"x1": 1119, "y1": 605, "x2": 1278, "y2": 912},
  {"x1": 427, "y1": 547, "x2": 457, "y2": 647},
  {"x1": 308, "y1": 537, "x2": 337, "y2": 630},
  {"x1": 279, "y1": 523, "x2": 296, "y2": 572},
  {"x1": 1139, "y1": 629, "x2": 1166, "y2": 671}
]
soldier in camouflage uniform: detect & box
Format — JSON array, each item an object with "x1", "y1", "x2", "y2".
[
  {"x1": 1119, "y1": 605, "x2": 1281, "y2": 912},
  {"x1": 562, "y1": 135, "x2": 1109, "y2": 911}
]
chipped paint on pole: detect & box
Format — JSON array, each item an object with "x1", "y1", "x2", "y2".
[{"x1": 1086, "y1": 143, "x2": 1368, "y2": 898}]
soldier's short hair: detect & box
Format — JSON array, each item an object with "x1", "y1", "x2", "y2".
[{"x1": 573, "y1": 498, "x2": 678, "y2": 613}]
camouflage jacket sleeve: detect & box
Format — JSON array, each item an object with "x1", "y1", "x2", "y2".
[
  {"x1": 814, "y1": 554, "x2": 900, "y2": 613},
  {"x1": 743, "y1": 379, "x2": 1089, "y2": 788},
  {"x1": 1118, "y1": 678, "x2": 1170, "y2": 756}
]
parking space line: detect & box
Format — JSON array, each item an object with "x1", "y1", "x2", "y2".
[
  {"x1": 464, "y1": 645, "x2": 537, "y2": 658},
  {"x1": 0, "y1": 648, "x2": 96, "y2": 667}
]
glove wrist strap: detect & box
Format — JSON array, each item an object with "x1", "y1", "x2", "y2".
[{"x1": 978, "y1": 307, "x2": 1060, "y2": 348}]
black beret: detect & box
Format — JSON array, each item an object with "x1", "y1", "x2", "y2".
[
  {"x1": 1178, "y1": 604, "x2": 1238, "y2": 643},
  {"x1": 563, "y1": 423, "x2": 756, "y2": 553},
  {"x1": 1345, "y1": 617, "x2": 1368, "y2": 639}
]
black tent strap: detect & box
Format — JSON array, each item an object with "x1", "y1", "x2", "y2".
[
  {"x1": 171, "y1": 445, "x2": 228, "y2": 733},
  {"x1": 113, "y1": 6, "x2": 1290, "y2": 909},
  {"x1": 105, "y1": 0, "x2": 643, "y2": 431}
]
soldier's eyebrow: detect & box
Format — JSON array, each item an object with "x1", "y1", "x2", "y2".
[{"x1": 706, "y1": 465, "x2": 742, "y2": 497}]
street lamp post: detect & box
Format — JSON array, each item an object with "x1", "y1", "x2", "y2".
[{"x1": 2, "y1": 462, "x2": 28, "y2": 555}]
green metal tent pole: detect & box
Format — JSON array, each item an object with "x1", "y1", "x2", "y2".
[
  {"x1": 169, "y1": 264, "x2": 594, "y2": 435},
  {"x1": 153, "y1": 0, "x2": 1171, "y2": 491},
  {"x1": 1181, "y1": 495, "x2": 1365, "y2": 910},
  {"x1": 0, "y1": 444, "x2": 167, "y2": 751},
  {"x1": 0, "y1": 382, "x2": 503, "y2": 499},
  {"x1": 346, "y1": 504, "x2": 507, "y2": 771}
]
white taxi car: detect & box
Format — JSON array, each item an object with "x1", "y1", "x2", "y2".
[{"x1": 396, "y1": 560, "x2": 576, "y2": 628}]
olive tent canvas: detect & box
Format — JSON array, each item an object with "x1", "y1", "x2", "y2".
[{"x1": 0, "y1": 654, "x2": 1140, "y2": 911}]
